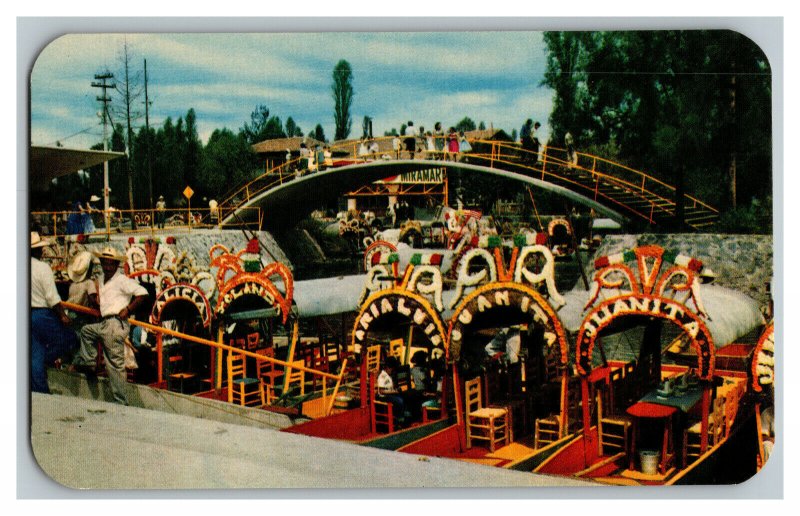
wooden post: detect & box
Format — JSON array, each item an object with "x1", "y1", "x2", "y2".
[
  {"x1": 452, "y1": 363, "x2": 466, "y2": 451},
  {"x1": 156, "y1": 332, "x2": 163, "y2": 385},
  {"x1": 216, "y1": 326, "x2": 224, "y2": 391},
  {"x1": 700, "y1": 385, "x2": 711, "y2": 453}
]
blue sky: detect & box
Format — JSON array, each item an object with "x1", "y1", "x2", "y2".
[{"x1": 30, "y1": 32, "x2": 554, "y2": 149}]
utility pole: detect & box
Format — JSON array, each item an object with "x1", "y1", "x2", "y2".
[
  {"x1": 92, "y1": 71, "x2": 114, "y2": 235},
  {"x1": 144, "y1": 58, "x2": 153, "y2": 210}
]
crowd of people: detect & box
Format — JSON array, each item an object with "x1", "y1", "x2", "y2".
[{"x1": 30, "y1": 234, "x2": 148, "y2": 405}]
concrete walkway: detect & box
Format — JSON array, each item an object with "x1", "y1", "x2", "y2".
[{"x1": 30, "y1": 393, "x2": 594, "y2": 490}]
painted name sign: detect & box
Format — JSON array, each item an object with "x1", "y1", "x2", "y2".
[
  {"x1": 217, "y1": 280, "x2": 278, "y2": 316},
  {"x1": 576, "y1": 294, "x2": 714, "y2": 378},
  {"x1": 449, "y1": 284, "x2": 567, "y2": 363},
  {"x1": 353, "y1": 292, "x2": 446, "y2": 349},
  {"x1": 150, "y1": 283, "x2": 212, "y2": 328}
]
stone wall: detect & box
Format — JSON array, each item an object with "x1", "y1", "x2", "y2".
[
  {"x1": 587, "y1": 233, "x2": 774, "y2": 305},
  {"x1": 77, "y1": 228, "x2": 291, "y2": 270}
]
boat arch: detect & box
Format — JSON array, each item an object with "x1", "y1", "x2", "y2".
[
  {"x1": 150, "y1": 283, "x2": 213, "y2": 328},
  {"x1": 447, "y1": 282, "x2": 568, "y2": 365},
  {"x1": 351, "y1": 288, "x2": 447, "y2": 355}
]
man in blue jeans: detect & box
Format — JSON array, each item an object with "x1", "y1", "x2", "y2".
[{"x1": 30, "y1": 232, "x2": 77, "y2": 394}]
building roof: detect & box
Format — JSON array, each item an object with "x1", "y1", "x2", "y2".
[
  {"x1": 251, "y1": 136, "x2": 324, "y2": 154},
  {"x1": 464, "y1": 128, "x2": 513, "y2": 142},
  {"x1": 29, "y1": 145, "x2": 125, "y2": 187}
]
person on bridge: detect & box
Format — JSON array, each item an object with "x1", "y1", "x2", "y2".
[
  {"x1": 520, "y1": 119, "x2": 535, "y2": 162},
  {"x1": 433, "y1": 122, "x2": 445, "y2": 159},
  {"x1": 565, "y1": 131, "x2": 578, "y2": 167},
  {"x1": 447, "y1": 127, "x2": 459, "y2": 161},
  {"x1": 392, "y1": 135, "x2": 401, "y2": 159},
  {"x1": 71, "y1": 247, "x2": 148, "y2": 405},
  {"x1": 532, "y1": 121, "x2": 542, "y2": 162},
  {"x1": 404, "y1": 121, "x2": 416, "y2": 159}
]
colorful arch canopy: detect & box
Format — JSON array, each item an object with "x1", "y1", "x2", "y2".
[
  {"x1": 216, "y1": 273, "x2": 293, "y2": 323},
  {"x1": 150, "y1": 283, "x2": 212, "y2": 328},
  {"x1": 351, "y1": 289, "x2": 447, "y2": 353},
  {"x1": 751, "y1": 322, "x2": 774, "y2": 393},
  {"x1": 576, "y1": 294, "x2": 715, "y2": 379},
  {"x1": 447, "y1": 282, "x2": 568, "y2": 364}
]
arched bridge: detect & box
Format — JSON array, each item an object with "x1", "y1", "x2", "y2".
[{"x1": 218, "y1": 138, "x2": 719, "y2": 232}]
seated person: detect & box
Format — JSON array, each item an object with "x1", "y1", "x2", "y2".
[
  {"x1": 410, "y1": 350, "x2": 431, "y2": 393},
  {"x1": 377, "y1": 356, "x2": 409, "y2": 425}
]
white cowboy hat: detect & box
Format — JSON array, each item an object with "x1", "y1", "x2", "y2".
[
  {"x1": 89, "y1": 195, "x2": 101, "y2": 202},
  {"x1": 31, "y1": 232, "x2": 53, "y2": 249},
  {"x1": 700, "y1": 267, "x2": 717, "y2": 278},
  {"x1": 67, "y1": 251, "x2": 93, "y2": 282},
  {"x1": 92, "y1": 246, "x2": 125, "y2": 262}
]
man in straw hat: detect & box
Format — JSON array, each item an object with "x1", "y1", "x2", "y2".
[
  {"x1": 71, "y1": 246, "x2": 148, "y2": 405},
  {"x1": 31, "y1": 232, "x2": 77, "y2": 394}
]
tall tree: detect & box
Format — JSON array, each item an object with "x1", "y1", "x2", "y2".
[
  {"x1": 541, "y1": 30, "x2": 771, "y2": 223},
  {"x1": 113, "y1": 39, "x2": 143, "y2": 222},
  {"x1": 332, "y1": 60, "x2": 354, "y2": 141},
  {"x1": 285, "y1": 117, "x2": 302, "y2": 137},
  {"x1": 241, "y1": 104, "x2": 285, "y2": 144},
  {"x1": 311, "y1": 124, "x2": 326, "y2": 142}
]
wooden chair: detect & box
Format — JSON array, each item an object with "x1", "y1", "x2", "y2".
[
  {"x1": 365, "y1": 344, "x2": 381, "y2": 375},
  {"x1": 283, "y1": 359, "x2": 306, "y2": 396},
  {"x1": 227, "y1": 352, "x2": 261, "y2": 406},
  {"x1": 597, "y1": 389, "x2": 632, "y2": 458},
  {"x1": 167, "y1": 353, "x2": 196, "y2": 394},
  {"x1": 683, "y1": 396, "x2": 726, "y2": 466},
  {"x1": 464, "y1": 376, "x2": 510, "y2": 452},
  {"x1": 256, "y1": 348, "x2": 282, "y2": 405},
  {"x1": 534, "y1": 374, "x2": 579, "y2": 449},
  {"x1": 300, "y1": 346, "x2": 328, "y2": 392},
  {"x1": 372, "y1": 400, "x2": 395, "y2": 433},
  {"x1": 245, "y1": 332, "x2": 260, "y2": 350},
  {"x1": 389, "y1": 338, "x2": 405, "y2": 362}
]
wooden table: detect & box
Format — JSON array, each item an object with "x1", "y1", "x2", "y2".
[{"x1": 626, "y1": 401, "x2": 678, "y2": 475}]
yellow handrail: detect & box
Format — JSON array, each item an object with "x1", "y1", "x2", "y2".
[{"x1": 60, "y1": 301, "x2": 345, "y2": 383}]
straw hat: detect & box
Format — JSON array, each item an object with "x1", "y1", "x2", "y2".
[
  {"x1": 699, "y1": 267, "x2": 717, "y2": 283},
  {"x1": 89, "y1": 195, "x2": 101, "y2": 202},
  {"x1": 67, "y1": 251, "x2": 93, "y2": 282},
  {"x1": 31, "y1": 232, "x2": 53, "y2": 249},
  {"x1": 93, "y1": 246, "x2": 125, "y2": 262}
]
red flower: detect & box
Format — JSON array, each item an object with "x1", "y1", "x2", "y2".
[
  {"x1": 246, "y1": 238, "x2": 260, "y2": 254},
  {"x1": 77, "y1": 234, "x2": 86, "y2": 243},
  {"x1": 166, "y1": 236, "x2": 176, "y2": 245},
  {"x1": 128, "y1": 237, "x2": 135, "y2": 244}
]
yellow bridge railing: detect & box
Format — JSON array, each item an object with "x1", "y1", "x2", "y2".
[{"x1": 217, "y1": 135, "x2": 718, "y2": 229}]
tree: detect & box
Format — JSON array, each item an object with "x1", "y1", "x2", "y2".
[
  {"x1": 285, "y1": 117, "x2": 302, "y2": 137},
  {"x1": 198, "y1": 128, "x2": 256, "y2": 196},
  {"x1": 241, "y1": 104, "x2": 286, "y2": 144},
  {"x1": 331, "y1": 60, "x2": 354, "y2": 141},
  {"x1": 455, "y1": 117, "x2": 476, "y2": 133},
  {"x1": 362, "y1": 116, "x2": 373, "y2": 138},
  {"x1": 311, "y1": 124, "x2": 326, "y2": 142},
  {"x1": 113, "y1": 40, "x2": 143, "y2": 220},
  {"x1": 541, "y1": 30, "x2": 771, "y2": 227},
  {"x1": 478, "y1": 121, "x2": 486, "y2": 131}
]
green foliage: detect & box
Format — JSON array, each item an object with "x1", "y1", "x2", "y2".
[
  {"x1": 197, "y1": 128, "x2": 258, "y2": 197},
  {"x1": 332, "y1": 59, "x2": 354, "y2": 141},
  {"x1": 478, "y1": 121, "x2": 486, "y2": 130},
  {"x1": 285, "y1": 117, "x2": 302, "y2": 137},
  {"x1": 455, "y1": 117, "x2": 476, "y2": 133},
  {"x1": 241, "y1": 104, "x2": 286, "y2": 144},
  {"x1": 312, "y1": 124, "x2": 327, "y2": 142},
  {"x1": 542, "y1": 30, "x2": 772, "y2": 220},
  {"x1": 714, "y1": 198, "x2": 772, "y2": 235}
]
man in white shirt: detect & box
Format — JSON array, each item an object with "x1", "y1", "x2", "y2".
[
  {"x1": 71, "y1": 246, "x2": 148, "y2": 405},
  {"x1": 404, "y1": 121, "x2": 416, "y2": 159},
  {"x1": 31, "y1": 232, "x2": 77, "y2": 393}
]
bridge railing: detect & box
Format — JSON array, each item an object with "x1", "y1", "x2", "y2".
[
  {"x1": 217, "y1": 135, "x2": 717, "y2": 226},
  {"x1": 30, "y1": 206, "x2": 262, "y2": 242}
]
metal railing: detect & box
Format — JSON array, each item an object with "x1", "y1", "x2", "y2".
[
  {"x1": 30, "y1": 206, "x2": 263, "y2": 241},
  {"x1": 216, "y1": 135, "x2": 718, "y2": 229},
  {"x1": 61, "y1": 301, "x2": 348, "y2": 417}
]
